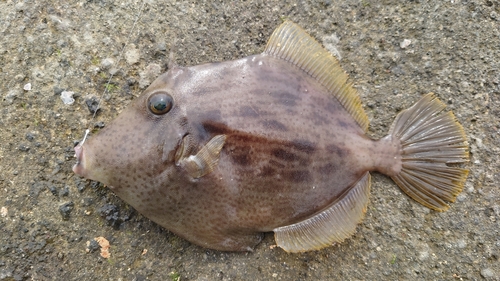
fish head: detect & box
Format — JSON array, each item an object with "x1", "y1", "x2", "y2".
[{"x1": 73, "y1": 68, "x2": 188, "y2": 191}]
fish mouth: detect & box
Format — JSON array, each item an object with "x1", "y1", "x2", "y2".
[
  {"x1": 72, "y1": 143, "x2": 87, "y2": 177},
  {"x1": 72, "y1": 142, "x2": 113, "y2": 189}
]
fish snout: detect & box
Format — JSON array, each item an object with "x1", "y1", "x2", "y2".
[{"x1": 72, "y1": 143, "x2": 87, "y2": 177}]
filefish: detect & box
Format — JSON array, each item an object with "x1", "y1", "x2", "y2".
[{"x1": 73, "y1": 21, "x2": 469, "y2": 252}]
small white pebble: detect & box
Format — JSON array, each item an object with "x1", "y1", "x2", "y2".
[
  {"x1": 1, "y1": 206, "x2": 7, "y2": 217},
  {"x1": 23, "y1": 83, "x2": 31, "y2": 91},
  {"x1": 61, "y1": 91, "x2": 75, "y2": 105},
  {"x1": 400, "y1": 39, "x2": 412, "y2": 49}
]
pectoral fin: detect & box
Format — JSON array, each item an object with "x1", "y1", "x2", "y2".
[{"x1": 178, "y1": 134, "x2": 226, "y2": 178}]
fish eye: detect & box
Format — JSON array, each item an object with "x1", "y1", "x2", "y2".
[{"x1": 148, "y1": 92, "x2": 173, "y2": 115}]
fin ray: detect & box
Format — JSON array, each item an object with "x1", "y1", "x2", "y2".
[
  {"x1": 274, "y1": 173, "x2": 371, "y2": 252},
  {"x1": 179, "y1": 135, "x2": 226, "y2": 178},
  {"x1": 264, "y1": 21, "x2": 369, "y2": 131}
]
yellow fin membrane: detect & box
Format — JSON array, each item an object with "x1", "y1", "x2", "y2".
[
  {"x1": 264, "y1": 21, "x2": 369, "y2": 132},
  {"x1": 274, "y1": 173, "x2": 371, "y2": 252},
  {"x1": 389, "y1": 93, "x2": 469, "y2": 211}
]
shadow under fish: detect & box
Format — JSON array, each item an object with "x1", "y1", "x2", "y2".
[{"x1": 73, "y1": 21, "x2": 469, "y2": 252}]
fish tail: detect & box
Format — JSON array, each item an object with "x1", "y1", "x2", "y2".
[{"x1": 388, "y1": 93, "x2": 469, "y2": 211}]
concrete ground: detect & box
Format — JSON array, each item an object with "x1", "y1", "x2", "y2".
[{"x1": 0, "y1": 0, "x2": 498, "y2": 280}]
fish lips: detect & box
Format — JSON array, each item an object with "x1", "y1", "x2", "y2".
[{"x1": 72, "y1": 143, "x2": 87, "y2": 177}]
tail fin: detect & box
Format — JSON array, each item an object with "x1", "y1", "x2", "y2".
[{"x1": 389, "y1": 93, "x2": 469, "y2": 211}]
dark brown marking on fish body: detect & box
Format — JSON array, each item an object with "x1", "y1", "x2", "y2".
[
  {"x1": 258, "y1": 166, "x2": 276, "y2": 177},
  {"x1": 201, "y1": 121, "x2": 278, "y2": 145},
  {"x1": 229, "y1": 146, "x2": 252, "y2": 166},
  {"x1": 337, "y1": 120, "x2": 351, "y2": 130},
  {"x1": 310, "y1": 110, "x2": 332, "y2": 126},
  {"x1": 272, "y1": 148, "x2": 300, "y2": 162},
  {"x1": 268, "y1": 159, "x2": 286, "y2": 169},
  {"x1": 283, "y1": 170, "x2": 312, "y2": 183},
  {"x1": 310, "y1": 95, "x2": 343, "y2": 116},
  {"x1": 317, "y1": 163, "x2": 338, "y2": 175},
  {"x1": 198, "y1": 121, "x2": 230, "y2": 140},
  {"x1": 268, "y1": 91, "x2": 300, "y2": 107},
  {"x1": 326, "y1": 144, "x2": 348, "y2": 158},
  {"x1": 270, "y1": 140, "x2": 315, "y2": 166},
  {"x1": 198, "y1": 109, "x2": 223, "y2": 122},
  {"x1": 261, "y1": 119, "x2": 288, "y2": 131},
  {"x1": 290, "y1": 139, "x2": 316, "y2": 154}
]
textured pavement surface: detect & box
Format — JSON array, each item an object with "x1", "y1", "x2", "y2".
[{"x1": 1, "y1": 1, "x2": 499, "y2": 280}]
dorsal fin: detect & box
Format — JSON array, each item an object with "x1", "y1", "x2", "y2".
[
  {"x1": 264, "y1": 21, "x2": 369, "y2": 132},
  {"x1": 273, "y1": 173, "x2": 371, "y2": 252}
]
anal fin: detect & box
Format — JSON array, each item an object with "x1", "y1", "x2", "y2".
[{"x1": 274, "y1": 173, "x2": 371, "y2": 252}]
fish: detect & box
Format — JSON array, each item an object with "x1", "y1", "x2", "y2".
[{"x1": 72, "y1": 21, "x2": 469, "y2": 252}]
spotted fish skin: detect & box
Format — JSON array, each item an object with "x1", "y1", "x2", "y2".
[{"x1": 73, "y1": 21, "x2": 469, "y2": 252}]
